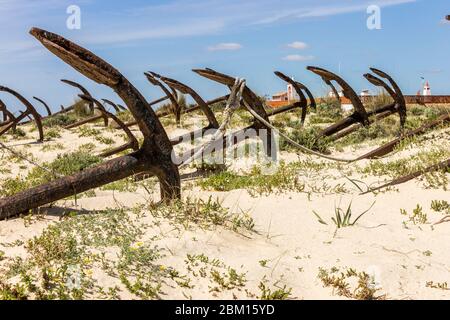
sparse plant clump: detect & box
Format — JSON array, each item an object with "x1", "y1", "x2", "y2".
[
  {"x1": 360, "y1": 147, "x2": 450, "y2": 190},
  {"x1": 43, "y1": 113, "x2": 78, "y2": 127},
  {"x1": 77, "y1": 126, "x2": 101, "y2": 138},
  {"x1": 0, "y1": 208, "x2": 188, "y2": 300},
  {"x1": 72, "y1": 99, "x2": 91, "y2": 117},
  {"x1": 400, "y1": 205, "x2": 428, "y2": 225},
  {"x1": 426, "y1": 281, "x2": 449, "y2": 291},
  {"x1": 199, "y1": 163, "x2": 305, "y2": 196},
  {"x1": 95, "y1": 136, "x2": 115, "y2": 145},
  {"x1": 364, "y1": 92, "x2": 394, "y2": 112},
  {"x1": 116, "y1": 110, "x2": 134, "y2": 123},
  {"x1": 315, "y1": 99, "x2": 343, "y2": 121},
  {"x1": 148, "y1": 197, "x2": 255, "y2": 234},
  {"x1": 185, "y1": 254, "x2": 247, "y2": 294},
  {"x1": 431, "y1": 200, "x2": 450, "y2": 214},
  {"x1": 280, "y1": 126, "x2": 331, "y2": 154},
  {"x1": 41, "y1": 142, "x2": 64, "y2": 152},
  {"x1": 10, "y1": 128, "x2": 28, "y2": 140},
  {"x1": 0, "y1": 150, "x2": 101, "y2": 197},
  {"x1": 318, "y1": 267, "x2": 383, "y2": 300},
  {"x1": 313, "y1": 200, "x2": 375, "y2": 229},
  {"x1": 258, "y1": 276, "x2": 292, "y2": 300},
  {"x1": 337, "y1": 121, "x2": 397, "y2": 147},
  {"x1": 45, "y1": 128, "x2": 62, "y2": 139}
]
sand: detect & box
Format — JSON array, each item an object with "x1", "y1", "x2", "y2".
[{"x1": 0, "y1": 117, "x2": 449, "y2": 300}]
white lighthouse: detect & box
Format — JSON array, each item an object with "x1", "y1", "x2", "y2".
[
  {"x1": 287, "y1": 77, "x2": 300, "y2": 101},
  {"x1": 423, "y1": 81, "x2": 431, "y2": 96}
]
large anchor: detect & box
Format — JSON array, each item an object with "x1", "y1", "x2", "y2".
[
  {"x1": 0, "y1": 27, "x2": 181, "y2": 219},
  {"x1": 0, "y1": 86, "x2": 44, "y2": 142}
]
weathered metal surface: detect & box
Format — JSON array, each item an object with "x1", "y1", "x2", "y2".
[
  {"x1": 157, "y1": 74, "x2": 219, "y2": 129},
  {"x1": 145, "y1": 72, "x2": 182, "y2": 126},
  {"x1": 357, "y1": 113, "x2": 450, "y2": 160},
  {"x1": 274, "y1": 71, "x2": 308, "y2": 125},
  {"x1": 0, "y1": 86, "x2": 44, "y2": 142},
  {"x1": 0, "y1": 27, "x2": 181, "y2": 219},
  {"x1": 329, "y1": 68, "x2": 406, "y2": 141},
  {"x1": 0, "y1": 100, "x2": 17, "y2": 128},
  {"x1": 33, "y1": 97, "x2": 52, "y2": 116},
  {"x1": 308, "y1": 66, "x2": 370, "y2": 131},
  {"x1": 101, "y1": 98, "x2": 121, "y2": 113},
  {"x1": 364, "y1": 158, "x2": 450, "y2": 194},
  {"x1": 296, "y1": 81, "x2": 317, "y2": 111},
  {"x1": 369, "y1": 68, "x2": 407, "y2": 128},
  {"x1": 61, "y1": 79, "x2": 94, "y2": 113},
  {"x1": 193, "y1": 68, "x2": 275, "y2": 158},
  {"x1": 79, "y1": 95, "x2": 139, "y2": 157}
]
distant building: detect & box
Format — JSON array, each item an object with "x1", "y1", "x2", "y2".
[
  {"x1": 271, "y1": 91, "x2": 288, "y2": 102},
  {"x1": 360, "y1": 89, "x2": 371, "y2": 96},
  {"x1": 268, "y1": 77, "x2": 300, "y2": 107},
  {"x1": 423, "y1": 81, "x2": 431, "y2": 96},
  {"x1": 328, "y1": 90, "x2": 344, "y2": 98}
]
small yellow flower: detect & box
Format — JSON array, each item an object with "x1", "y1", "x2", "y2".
[
  {"x1": 159, "y1": 265, "x2": 167, "y2": 271},
  {"x1": 131, "y1": 241, "x2": 144, "y2": 250}
]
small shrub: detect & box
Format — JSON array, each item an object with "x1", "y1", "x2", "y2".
[
  {"x1": 43, "y1": 113, "x2": 78, "y2": 127},
  {"x1": 318, "y1": 267, "x2": 383, "y2": 300},
  {"x1": 280, "y1": 127, "x2": 330, "y2": 153}
]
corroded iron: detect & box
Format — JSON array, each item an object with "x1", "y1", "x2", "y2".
[
  {"x1": 79, "y1": 95, "x2": 139, "y2": 158},
  {"x1": 364, "y1": 158, "x2": 450, "y2": 194},
  {"x1": 0, "y1": 100, "x2": 17, "y2": 128},
  {"x1": 369, "y1": 68, "x2": 407, "y2": 128},
  {"x1": 157, "y1": 74, "x2": 219, "y2": 128},
  {"x1": 193, "y1": 68, "x2": 275, "y2": 158},
  {"x1": 145, "y1": 72, "x2": 182, "y2": 126},
  {"x1": 0, "y1": 86, "x2": 44, "y2": 142},
  {"x1": 33, "y1": 97, "x2": 52, "y2": 116},
  {"x1": 61, "y1": 79, "x2": 94, "y2": 113},
  {"x1": 357, "y1": 113, "x2": 450, "y2": 160},
  {"x1": 273, "y1": 71, "x2": 308, "y2": 125},
  {"x1": 329, "y1": 68, "x2": 407, "y2": 141},
  {"x1": 101, "y1": 98, "x2": 121, "y2": 113},
  {"x1": 308, "y1": 66, "x2": 370, "y2": 137},
  {"x1": 160, "y1": 82, "x2": 220, "y2": 145},
  {"x1": 297, "y1": 81, "x2": 316, "y2": 112},
  {"x1": 308, "y1": 67, "x2": 407, "y2": 141}
]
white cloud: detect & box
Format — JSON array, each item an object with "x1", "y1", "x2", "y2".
[
  {"x1": 287, "y1": 41, "x2": 308, "y2": 50},
  {"x1": 82, "y1": 20, "x2": 225, "y2": 45},
  {"x1": 283, "y1": 54, "x2": 315, "y2": 61},
  {"x1": 255, "y1": 0, "x2": 416, "y2": 25},
  {"x1": 208, "y1": 42, "x2": 242, "y2": 52}
]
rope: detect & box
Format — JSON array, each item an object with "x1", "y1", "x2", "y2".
[
  {"x1": 242, "y1": 101, "x2": 357, "y2": 163},
  {"x1": 179, "y1": 78, "x2": 246, "y2": 168},
  {"x1": 0, "y1": 141, "x2": 63, "y2": 178}
]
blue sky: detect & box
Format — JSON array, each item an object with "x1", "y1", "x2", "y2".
[{"x1": 0, "y1": 0, "x2": 449, "y2": 114}]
